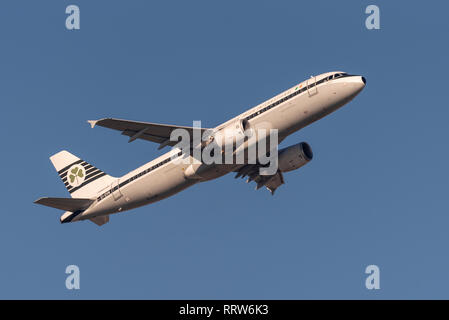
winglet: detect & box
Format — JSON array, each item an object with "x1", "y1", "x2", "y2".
[{"x1": 87, "y1": 120, "x2": 98, "y2": 128}]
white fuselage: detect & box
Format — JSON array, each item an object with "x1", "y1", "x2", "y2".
[{"x1": 74, "y1": 71, "x2": 365, "y2": 222}]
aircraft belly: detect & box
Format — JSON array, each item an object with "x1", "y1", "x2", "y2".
[{"x1": 195, "y1": 163, "x2": 237, "y2": 181}]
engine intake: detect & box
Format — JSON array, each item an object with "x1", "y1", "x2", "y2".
[{"x1": 278, "y1": 142, "x2": 313, "y2": 172}]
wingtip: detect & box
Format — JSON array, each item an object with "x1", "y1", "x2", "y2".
[
  {"x1": 34, "y1": 197, "x2": 46, "y2": 204},
  {"x1": 87, "y1": 120, "x2": 98, "y2": 128}
]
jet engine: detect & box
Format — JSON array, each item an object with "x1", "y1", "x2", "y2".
[
  {"x1": 278, "y1": 142, "x2": 313, "y2": 172},
  {"x1": 207, "y1": 119, "x2": 250, "y2": 150}
]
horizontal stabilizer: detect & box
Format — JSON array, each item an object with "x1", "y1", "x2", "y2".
[{"x1": 34, "y1": 197, "x2": 94, "y2": 212}]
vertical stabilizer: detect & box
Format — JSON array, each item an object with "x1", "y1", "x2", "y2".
[{"x1": 49, "y1": 150, "x2": 116, "y2": 198}]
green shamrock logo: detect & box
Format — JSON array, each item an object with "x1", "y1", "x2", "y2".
[{"x1": 68, "y1": 165, "x2": 85, "y2": 187}]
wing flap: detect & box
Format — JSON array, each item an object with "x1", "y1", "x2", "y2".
[
  {"x1": 234, "y1": 165, "x2": 285, "y2": 195},
  {"x1": 264, "y1": 172, "x2": 284, "y2": 194},
  {"x1": 121, "y1": 129, "x2": 167, "y2": 144}
]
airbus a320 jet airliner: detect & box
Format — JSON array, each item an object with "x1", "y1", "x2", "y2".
[{"x1": 35, "y1": 71, "x2": 366, "y2": 226}]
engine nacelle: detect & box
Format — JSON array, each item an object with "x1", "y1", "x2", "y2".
[
  {"x1": 209, "y1": 119, "x2": 250, "y2": 150},
  {"x1": 278, "y1": 142, "x2": 313, "y2": 172}
]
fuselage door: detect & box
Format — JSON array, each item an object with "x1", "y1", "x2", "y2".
[
  {"x1": 306, "y1": 75, "x2": 318, "y2": 97},
  {"x1": 111, "y1": 179, "x2": 123, "y2": 201}
]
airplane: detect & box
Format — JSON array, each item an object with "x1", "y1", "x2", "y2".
[{"x1": 34, "y1": 71, "x2": 366, "y2": 226}]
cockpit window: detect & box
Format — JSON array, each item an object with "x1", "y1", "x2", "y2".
[
  {"x1": 326, "y1": 72, "x2": 349, "y2": 82},
  {"x1": 334, "y1": 73, "x2": 348, "y2": 79}
]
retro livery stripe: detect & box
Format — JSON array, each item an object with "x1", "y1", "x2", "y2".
[
  {"x1": 57, "y1": 159, "x2": 106, "y2": 193},
  {"x1": 59, "y1": 161, "x2": 88, "y2": 176},
  {"x1": 57, "y1": 159, "x2": 84, "y2": 175},
  {"x1": 65, "y1": 170, "x2": 104, "y2": 191},
  {"x1": 68, "y1": 172, "x2": 107, "y2": 194},
  {"x1": 61, "y1": 210, "x2": 83, "y2": 223}
]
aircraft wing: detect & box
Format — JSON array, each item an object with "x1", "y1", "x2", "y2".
[
  {"x1": 234, "y1": 164, "x2": 285, "y2": 195},
  {"x1": 88, "y1": 118, "x2": 211, "y2": 149}
]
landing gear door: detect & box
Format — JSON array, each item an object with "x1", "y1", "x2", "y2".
[{"x1": 111, "y1": 179, "x2": 123, "y2": 201}]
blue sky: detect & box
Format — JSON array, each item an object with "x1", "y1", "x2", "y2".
[{"x1": 1, "y1": 0, "x2": 448, "y2": 299}]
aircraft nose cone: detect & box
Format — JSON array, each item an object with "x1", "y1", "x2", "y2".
[{"x1": 348, "y1": 75, "x2": 366, "y2": 96}]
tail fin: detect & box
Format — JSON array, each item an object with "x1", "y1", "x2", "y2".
[{"x1": 50, "y1": 150, "x2": 115, "y2": 198}]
